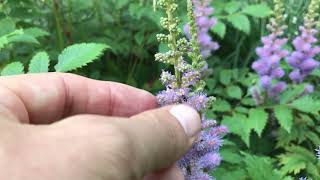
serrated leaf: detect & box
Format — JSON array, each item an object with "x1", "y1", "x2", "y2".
[
  {"x1": 248, "y1": 108, "x2": 268, "y2": 137},
  {"x1": 222, "y1": 114, "x2": 251, "y2": 146},
  {"x1": 227, "y1": 85, "x2": 242, "y2": 99},
  {"x1": 289, "y1": 96, "x2": 320, "y2": 114},
  {"x1": 211, "y1": 20, "x2": 226, "y2": 38},
  {"x1": 227, "y1": 14, "x2": 250, "y2": 34},
  {"x1": 306, "y1": 162, "x2": 320, "y2": 178},
  {"x1": 280, "y1": 84, "x2": 305, "y2": 104},
  {"x1": 55, "y1": 43, "x2": 109, "y2": 72},
  {"x1": 278, "y1": 146, "x2": 317, "y2": 175},
  {"x1": 274, "y1": 105, "x2": 293, "y2": 133},
  {"x1": 242, "y1": 153, "x2": 282, "y2": 180},
  {"x1": 242, "y1": 3, "x2": 273, "y2": 18},
  {"x1": 305, "y1": 132, "x2": 320, "y2": 146},
  {"x1": 28, "y1": 52, "x2": 50, "y2": 73},
  {"x1": 1, "y1": 62, "x2": 24, "y2": 76}
]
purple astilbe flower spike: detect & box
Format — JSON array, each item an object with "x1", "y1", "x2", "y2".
[
  {"x1": 288, "y1": 26, "x2": 320, "y2": 84},
  {"x1": 251, "y1": 14, "x2": 289, "y2": 100},
  {"x1": 197, "y1": 152, "x2": 221, "y2": 170},
  {"x1": 184, "y1": 0, "x2": 219, "y2": 59},
  {"x1": 187, "y1": 93, "x2": 210, "y2": 111},
  {"x1": 287, "y1": 0, "x2": 320, "y2": 93}
]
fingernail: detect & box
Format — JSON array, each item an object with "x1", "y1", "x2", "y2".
[{"x1": 169, "y1": 105, "x2": 201, "y2": 138}]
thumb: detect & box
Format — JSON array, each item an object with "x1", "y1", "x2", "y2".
[{"x1": 116, "y1": 104, "x2": 201, "y2": 177}]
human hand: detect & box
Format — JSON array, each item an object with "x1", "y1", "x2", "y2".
[{"x1": 0, "y1": 73, "x2": 201, "y2": 180}]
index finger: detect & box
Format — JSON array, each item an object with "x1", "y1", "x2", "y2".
[{"x1": 0, "y1": 73, "x2": 157, "y2": 124}]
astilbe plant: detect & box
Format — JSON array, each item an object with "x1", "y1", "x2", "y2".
[
  {"x1": 154, "y1": 0, "x2": 227, "y2": 179},
  {"x1": 287, "y1": 0, "x2": 320, "y2": 91},
  {"x1": 251, "y1": 0, "x2": 289, "y2": 102}
]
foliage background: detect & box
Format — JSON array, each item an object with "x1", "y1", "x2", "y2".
[{"x1": 0, "y1": 0, "x2": 319, "y2": 179}]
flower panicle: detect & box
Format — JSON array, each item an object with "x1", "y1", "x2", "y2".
[
  {"x1": 287, "y1": 0, "x2": 320, "y2": 86},
  {"x1": 154, "y1": 1, "x2": 226, "y2": 179}
]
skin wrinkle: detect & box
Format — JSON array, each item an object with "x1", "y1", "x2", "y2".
[
  {"x1": 0, "y1": 84, "x2": 30, "y2": 123},
  {"x1": 59, "y1": 75, "x2": 71, "y2": 121},
  {"x1": 106, "y1": 83, "x2": 114, "y2": 116}
]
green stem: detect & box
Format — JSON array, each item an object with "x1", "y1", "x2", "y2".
[
  {"x1": 187, "y1": 0, "x2": 202, "y2": 66},
  {"x1": 52, "y1": 0, "x2": 64, "y2": 51},
  {"x1": 166, "y1": 6, "x2": 181, "y2": 86}
]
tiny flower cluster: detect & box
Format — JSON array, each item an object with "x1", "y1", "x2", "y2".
[
  {"x1": 154, "y1": 0, "x2": 226, "y2": 179},
  {"x1": 184, "y1": 0, "x2": 219, "y2": 59}
]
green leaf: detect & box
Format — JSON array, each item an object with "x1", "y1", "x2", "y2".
[
  {"x1": 224, "y1": 1, "x2": 242, "y2": 14},
  {"x1": 0, "y1": 30, "x2": 23, "y2": 50},
  {"x1": 227, "y1": 14, "x2": 251, "y2": 34},
  {"x1": 227, "y1": 85, "x2": 242, "y2": 99},
  {"x1": 0, "y1": 35, "x2": 8, "y2": 51},
  {"x1": 7, "y1": 33, "x2": 39, "y2": 44},
  {"x1": 242, "y1": 3, "x2": 273, "y2": 18},
  {"x1": 211, "y1": 20, "x2": 226, "y2": 38},
  {"x1": 220, "y1": 148, "x2": 242, "y2": 164},
  {"x1": 242, "y1": 153, "x2": 282, "y2": 180},
  {"x1": 280, "y1": 84, "x2": 305, "y2": 104},
  {"x1": 289, "y1": 96, "x2": 320, "y2": 114},
  {"x1": 212, "y1": 168, "x2": 247, "y2": 180},
  {"x1": 212, "y1": 99, "x2": 231, "y2": 112},
  {"x1": 235, "y1": 106, "x2": 249, "y2": 114},
  {"x1": 0, "y1": 18, "x2": 15, "y2": 36},
  {"x1": 305, "y1": 131, "x2": 320, "y2": 146},
  {"x1": 274, "y1": 105, "x2": 293, "y2": 133},
  {"x1": 28, "y1": 52, "x2": 50, "y2": 73},
  {"x1": 219, "y1": 69, "x2": 232, "y2": 85},
  {"x1": 24, "y1": 27, "x2": 50, "y2": 38},
  {"x1": 248, "y1": 108, "x2": 268, "y2": 137},
  {"x1": 1, "y1": 62, "x2": 24, "y2": 76},
  {"x1": 55, "y1": 43, "x2": 109, "y2": 72},
  {"x1": 222, "y1": 114, "x2": 251, "y2": 146},
  {"x1": 278, "y1": 146, "x2": 317, "y2": 175}
]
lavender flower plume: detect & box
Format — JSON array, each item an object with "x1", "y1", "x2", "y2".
[
  {"x1": 184, "y1": 0, "x2": 219, "y2": 59},
  {"x1": 154, "y1": 1, "x2": 226, "y2": 179},
  {"x1": 287, "y1": 0, "x2": 320, "y2": 87},
  {"x1": 251, "y1": 0, "x2": 289, "y2": 100}
]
